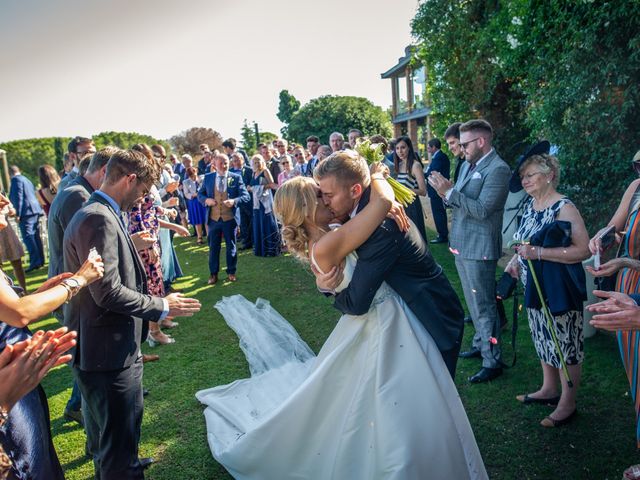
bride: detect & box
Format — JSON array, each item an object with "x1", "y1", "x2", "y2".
[{"x1": 196, "y1": 173, "x2": 487, "y2": 479}]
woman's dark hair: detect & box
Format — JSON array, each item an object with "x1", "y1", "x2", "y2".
[
  {"x1": 393, "y1": 135, "x2": 421, "y2": 176},
  {"x1": 37, "y1": 164, "x2": 61, "y2": 194}
]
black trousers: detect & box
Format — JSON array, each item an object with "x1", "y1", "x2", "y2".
[
  {"x1": 239, "y1": 205, "x2": 253, "y2": 248},
  {"x1": 74, "y1": 357, "x2": 144, "y2": 480},
  {"x1": 429, "y1": 193, "x2": 449, "y2": 240}
]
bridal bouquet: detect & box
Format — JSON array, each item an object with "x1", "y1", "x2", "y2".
[{"x1": 354, "y1": 139, "x2": 416, "y2": 207}]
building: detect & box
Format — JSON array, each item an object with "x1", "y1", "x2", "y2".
[{"x1": 380, "y1": 46, "x2": 431, "y2": 153}]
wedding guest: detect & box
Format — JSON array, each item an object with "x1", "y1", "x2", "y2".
[
  {"x1": 305, "y1": 135, "x2": 320, "y2": 176},
  {"x1": 0, "y1": 189, "x2": 104, "y2": 479},
  {"x1": 278, "y1": 156, "x2": 296, "y2": 186},
  {"x1": 47, "y1": 147, "x2": 112, "y2": 425},
  {"x1": 250, "y1": 154, "x2": 280, "y2": 257},
  {"x1": 0, "y1": 332, "x2": 76, "y2": 480},
  {"x1": 197, "y1": 144, "x2": 212, "y2": 176},
  {"x1": 587, "y1": 149, "x2": 640, "y2": 447},
  {"x1": 292, "y1": 146, "x2": 307, "y2": 176},
  {"x1": 348, "y1": 128, "x2": 364, "y2": 148},
  {"x1": 424, "y1": 138, "x2": 450, "y2": 244},
  {"x1": 330, "y1": 132, "x2": 345, "y2": 152},
  {"x1": 58, "y1": 136, "x2": 96, "y2": 191},
  {"x1": 230, "y1": 153, "x2": 254, "y2": 251},
  {"x1": 506, "y1": 152, "x2": 589, "y2": 427},
  {"x1": 8, "y1": 165, "x2": 45, "y2": 273},
  {"x1": 445, "y1": 122, "x2": 466, "y2": 184},
  {"x1": 0, "y1": 206, "x2": 26, "y2": 292},
  {"x1": 429, "y1": 119, "x2": 510, "y2": 383},
  {"x1": 198, "y1": 153, "x2": 250, "y2": 284},
  {"x1": 183, "y1": 167, "x2": 207, "y2": 244},
  {"x1": 392, "y1": 136, "x2": 428, "y2": 241},
  {"x1": 36, "y1": 165, "x2": 60, "y2": 216},
  {"x1": 60, "y1": 152, "x2": 73, "y2": 180},
  {"x1": 63, "y1": 148, "x2": 202, "y2": 479},
  {"x1": 316, "y1": 145, "x2": 332, "y2": 165}
]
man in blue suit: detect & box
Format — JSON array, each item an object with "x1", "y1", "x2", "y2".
[
  {"x1": 198, "y1": 153, "x2": 250, "y2": 285},
  {"x1": 9, "y1": 165, "x2": 45, "y2": 271},
  {"x1": 425, "y1": 138, "x2": 450, "y2": 244}
]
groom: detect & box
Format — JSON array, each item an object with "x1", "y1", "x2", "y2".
[{"x1": 314, "y1": 151, "x2": 465, "y2": 378}]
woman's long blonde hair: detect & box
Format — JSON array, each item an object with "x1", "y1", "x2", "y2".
[{"x1": 273, "y1": 176, "x2": 321, "y2": 262}]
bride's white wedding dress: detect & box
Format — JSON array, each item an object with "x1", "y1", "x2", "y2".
[{"x1": 196, "y1": 254, "x2": 488, "y2": 479}]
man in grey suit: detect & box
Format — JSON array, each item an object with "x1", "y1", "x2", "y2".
[
  {"x1": 64, "y1": 149, "x2": 201, "y2": 479},
  {"x1": 428, "y1": 119, "x2": 510, "y2": 383}
]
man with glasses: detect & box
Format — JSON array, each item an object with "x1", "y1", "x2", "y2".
[
  {"x1": 59, "y1": 136, "x2": 96, "y2": 191},
  {"x1": 428, "y1": 119, "x2": 510, "y2": 384},
  {"x1": 64, "y1": 149, "x2": 202, "y2": 478}
]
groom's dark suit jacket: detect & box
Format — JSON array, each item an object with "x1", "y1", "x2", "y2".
[
  {"x1": 333, "y1": 187, "x2": 465, "y2": 375},
  {"x1": 63, "y1": 192, "x2": 165, "y2": 372}
]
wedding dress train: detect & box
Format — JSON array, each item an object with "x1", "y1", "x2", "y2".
[{"x1": 196, "y1": 255, "x2": 487, "y2": 479}]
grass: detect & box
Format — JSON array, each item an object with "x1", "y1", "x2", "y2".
[{"x1": 17, "y1": 233, "x2": 639, "y2": 479}]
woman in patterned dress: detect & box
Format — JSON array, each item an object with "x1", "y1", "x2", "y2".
[
  {"x1": 506, "y1": 153, "x2": 590, "y2": 427},
  {"x1": 392, "y1": 136, "x2": 428, "y2": 241},
  {"x1": 250, "y1": 155, "x2": 280, "y2": 257},
  {"x1": 588, "y1": 150, "x2": 640, "y2": 447}
]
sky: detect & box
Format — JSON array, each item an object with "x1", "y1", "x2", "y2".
[{"x1": 0, "y1": 0, "x2": 419, "y2": 143}]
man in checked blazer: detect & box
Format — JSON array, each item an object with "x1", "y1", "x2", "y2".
[{"x1": 428, "y1": 119, "x2": 510, "y2": 384}]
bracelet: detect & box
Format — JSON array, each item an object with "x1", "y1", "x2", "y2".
[{"x1": 59, "y1": 283, "x2": 73, "y2": 303}]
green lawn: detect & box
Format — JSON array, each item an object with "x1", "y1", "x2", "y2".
[{"x1": 21, "y1": 234, "x2": 639, "y2": 479}]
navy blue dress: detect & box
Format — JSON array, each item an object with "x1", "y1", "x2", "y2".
[
  {"x1": 0, "y1": 322, "x2": 65, "y2": 480},
  {"x1": 251, "y1": 172, "x2": 280, "y2": 257}
]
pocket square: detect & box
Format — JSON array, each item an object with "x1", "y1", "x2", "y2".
[{"x1": 471, "y1": 171, "x2": 482, "y2": 179}]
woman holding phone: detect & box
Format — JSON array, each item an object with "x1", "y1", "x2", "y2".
[{"x1": 588, "y1": 149, "x2": 640, "y2": 448}]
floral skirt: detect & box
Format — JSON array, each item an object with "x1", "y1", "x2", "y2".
[{"x1": 526, "y1": 308, "x2": 584, "y2": 368}]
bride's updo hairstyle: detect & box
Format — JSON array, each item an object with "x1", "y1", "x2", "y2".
[{"x1": 273, "y1": 176, "x2": 319, "y2": 262}]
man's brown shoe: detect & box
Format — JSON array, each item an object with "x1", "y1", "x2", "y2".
[
  {"x1": 208, "y1": 274, "x2": 218, "y2": 285},
  {"x1": 228, "y1": 274, "x2": 237, "y2": 282}
]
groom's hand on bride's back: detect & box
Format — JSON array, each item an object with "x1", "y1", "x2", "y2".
[
  {"x1": 387, "y1": 201, "x2": 410, "y2": 233},
  {"x1": 311, "y1": 264, "x2": 344, "y2": 294}
]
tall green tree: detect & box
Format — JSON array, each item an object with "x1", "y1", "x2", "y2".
[
  {"x1": 286, "y1": 95, "x2": 392, "y2": 145},
  {"x1": 277, "y1": 90, "x2": 301, "y2": 138},
  {"x1": 411, "y1": 0, "x2": 640, "y2": 228},
  {"x1": 240, "y1": 120, "x2": 277, "y2": 156}
]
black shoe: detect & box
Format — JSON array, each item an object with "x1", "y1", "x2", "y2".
[
  {"x1": 429, "y1": 236, "x2": 448, "y2": 244},
  {"x1": 63, "y1": 408, "x2": 84, "y2": 426},
  {"x1": 140, "y1": 457, "x2": 154, "y2": 469},
  {"x1": 468, "y1": 367, "x2": 503, "y2": 384},
  {"x1": 458, "y1": 348, "x2": 481, "y2": 359},
  {"x1": 464, "y1": 316, "x2": 473, "y2": 324},
  {"x1": 143, "y1": 389, "x2": 150, "y2": 397}
]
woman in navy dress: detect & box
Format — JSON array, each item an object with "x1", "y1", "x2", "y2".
[
  {"x1": 250, "y1": 155, "x2": 280, "y2": 257},
  {"x1": 0, "y1": 193, "x2": 104, "y2": 480}
]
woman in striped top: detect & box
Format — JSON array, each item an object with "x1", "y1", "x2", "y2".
[{"x1": 393, "y1": 135, "x2": 428, "y2": 241}]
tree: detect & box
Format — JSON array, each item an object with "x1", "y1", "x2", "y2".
[
  {"x1": 277, "y1": 90, "x2": 301, "y2": 138},
  {"x1": 240, "y1": 120, "x2": 278, "y2": 156},
  {"x1": 411, "y1": 0, "x2": 640, "y2": 229},
  {"x1": 286, "y1": 95, "x2": 392, "y2": 145},
  {"x1": 169, "y1": 127, "x2": 223, "y2": 156}
]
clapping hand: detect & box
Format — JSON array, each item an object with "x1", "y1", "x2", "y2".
[
  {"x1": 131, "y1": 231, "x2": 156, "y2": 252},
  {"x1": 587, "y1": 290, "x2": 640, "y2": 331},
  {"x1": 0, "y1": 327, "x2": 77, "y2": 411},
  {"x1": 428, "y1": 171, "x2": 453, "y2": 197},
  {"x1": 387, "y1": 201, "x2": 410, "y2": 232}
]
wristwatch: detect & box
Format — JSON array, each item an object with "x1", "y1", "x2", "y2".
[{"x1": 61, "y1": 277, "x2": 82, "y2": 302}]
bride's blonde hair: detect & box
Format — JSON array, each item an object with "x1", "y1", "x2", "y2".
[{"x1": 273, "y1": 176, "x2": 320, "y2": 262}]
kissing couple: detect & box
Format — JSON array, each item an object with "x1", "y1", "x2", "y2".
[{"x1": 196, "y1": 150, "x2": 488, "y2": 479}]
